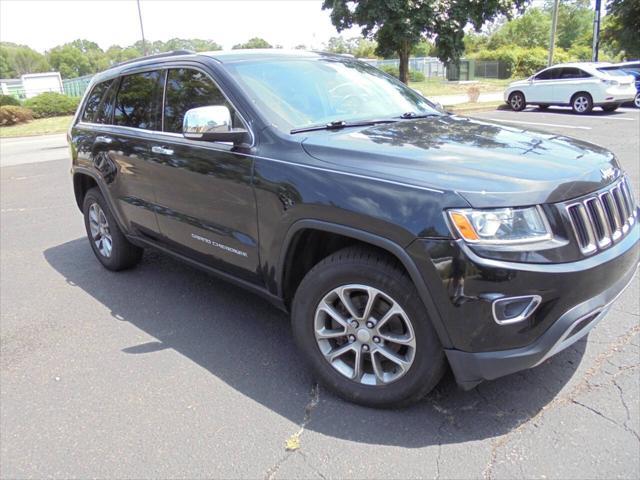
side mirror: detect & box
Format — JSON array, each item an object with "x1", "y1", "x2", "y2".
[{"x1": 183, "y1": 105, "x2": 249, "y2": 144}]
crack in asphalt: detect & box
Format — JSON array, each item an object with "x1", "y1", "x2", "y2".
[
  {"x1": 264, "y1": 383, "x2": 320, "y2": 480},
  {"x1": 482, "y1": 324, "x2": 640, "y2": 480}
]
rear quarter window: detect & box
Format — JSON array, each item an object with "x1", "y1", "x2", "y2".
[{"x1": 81, "y1": 80, "x2": 113, "y2": 123}]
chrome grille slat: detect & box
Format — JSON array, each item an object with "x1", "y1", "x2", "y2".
[{"x1": 565, "y1": 176, "x2": 637, "y2": 256}]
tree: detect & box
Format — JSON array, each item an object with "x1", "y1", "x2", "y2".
[
  {"x1": 486, "y1": 8, "x2": 551, "y2": 50},
  {"x1": 411, "y1": 40, "x2": 433, "y2": 57},
  {"x1": 602, "y1": 0, "x2": 640, "y2": 59},
  {"x1": 0, "y1": 42, "x2": 50, "y2": 77},
  {"x1": 554, "y1": 0, "x2": 593, "y2": 50},
  {"x1": 322, "y1": 0, "x2": 525, "y2": 83},
  {"x1": 47, "y1": 43, "x2": 93, "y2": 78},
  {"x1": 232, "y1": 37, "x2": 272, "y2": 49}
]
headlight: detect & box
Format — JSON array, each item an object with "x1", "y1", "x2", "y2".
[{"x1": 447, "y1": 206, "x2": 552, "y2": 245}]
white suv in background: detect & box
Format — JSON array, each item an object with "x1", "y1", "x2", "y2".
[{"x1": 504, "y1": 62, "x2": 636, "y2": 114}]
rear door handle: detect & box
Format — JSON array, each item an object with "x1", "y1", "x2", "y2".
[
  {"x1": 151, "y1": 145, "x2": 174, "y2": 155},
  {"x1": 95, "y1": 135, "x2": 113, "y2": 144}
]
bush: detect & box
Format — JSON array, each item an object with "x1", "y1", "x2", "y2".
[
  {"x1": 380, "y1": 65, "x2": 400, "y2": 78},
  {"x1": 379, "y1": 66, "x2": 425, "y2": 82},
  {"x1": 23, "y1": 92, "x2": 79, "y2": 118},
  {"x1": 409, "y1": 70, "x2": 425, "y2": 82},
  {"x1": 0, "y1": 106, "x2": 34, "y2": 126},
  {"x1": 0, "y1": 95, "x2": 21, "y2": 107}
]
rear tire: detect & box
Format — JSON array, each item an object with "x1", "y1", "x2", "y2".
[
  {"x1": 571, "y1": 92, "x2": 593, "y2": 114},
  {"x1": 83, "y1": 187, "x2": 143, "y2": 271},
  {"x1": 508, "y1": 92, "x2": 526, "y2": 111},
  {"x1": 634, "y1": 93, "x2": 640, "y2": 109},
  {"x1": 602, "y1": 104, "x2": 619, "y2": 112},
  {"x1": 291, "y1": 246, "x2": 446, "y2": 408}
]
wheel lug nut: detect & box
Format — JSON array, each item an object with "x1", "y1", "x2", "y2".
[
  {"x1": 366, "y1": 321, "x2": 375, "y2": 328},
  {"x1": 373, "y1": 336, "x2": 380, "y2": 343},
  {"x1": 350, "y1": 321, "x2": 359, "y2": 328},
  {"x1": 348, "y1": 334, "x2": 356, "y2": 343},
  {"x1": 362, "y1": 344, "x2": 369, "y2": 352}
]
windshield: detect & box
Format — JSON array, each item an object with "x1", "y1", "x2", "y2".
[{"x1": 226, "y1": 57, "x2": 439, "y2": 131}]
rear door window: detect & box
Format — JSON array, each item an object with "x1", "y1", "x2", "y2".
[
  {"x1": 535, "y1": 68, "x2": 560, "y2": 80},
  {"x1": 559, "y1": 68, "x2": 590, "y2": 79},
  {"x1": 163, "y1": 68, "x2": 231, "y2": 133},
  {"x1": 81, "y1": 80, "x2": 113, "y2": 123},
  {"x1": 113, "y1": 71, "x2": 162, "y2": 130}
]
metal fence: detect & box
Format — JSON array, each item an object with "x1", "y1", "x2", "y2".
[
  {"x1": 473, "y1": 60, "x2": 510, "y2": 79},
  {"x1": 363, "y1": 57, "x2": 446, "y2": 78},
  {"x1": 62, "y1": 74, "x2": 93, "y2": 97}
]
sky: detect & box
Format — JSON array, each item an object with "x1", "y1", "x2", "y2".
[
  {"x1": 1, "y1": 0, "x2": 599, "y2": 53},
  {"x1": 0, "y1": 0, "x2": 362, "y2": 52}
]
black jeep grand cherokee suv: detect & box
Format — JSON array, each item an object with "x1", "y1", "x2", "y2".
[{"x1": 68, "y1": 50, "x2": 639, "y2": 407}]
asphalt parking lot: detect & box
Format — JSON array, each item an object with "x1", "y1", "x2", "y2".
[{"x1": 1, "y1": 106, "x2": 639, "y2": 479}]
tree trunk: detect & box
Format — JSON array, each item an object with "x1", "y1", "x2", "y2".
[{"x1": 398, "y1": 42, "x2": 410, "y2": 84}]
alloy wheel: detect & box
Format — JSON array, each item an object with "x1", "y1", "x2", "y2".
[
  {"x1": 635, "y1": 93, "x2": 640, "y2": 109},
  {"x1": 510, "y1": 94, "x2": 523, "y2": 110},
  {"x1": 573, "y1": 96, "x2": 589, "y2": 113},
  {"x1": 314, "y1": 284, "x2": 416, "y2": 385},
  {"x1": 88, "y1": 203, "x2": 113, "y2": 258}
]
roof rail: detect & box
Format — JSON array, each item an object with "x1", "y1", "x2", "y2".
[{"x1": 112, "y1": 50, "x2": 195, "y2": 68}]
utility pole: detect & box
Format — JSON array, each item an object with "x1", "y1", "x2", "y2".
[
  {"x1": 592, "y1": 0, "x2": 602, "y2": 62},
  {"x1": 548, "y1": 0, "x2": 560, "y2": 67},
  {"x1": 136, "y1": 0, "x2": 147, "y2": 56}
]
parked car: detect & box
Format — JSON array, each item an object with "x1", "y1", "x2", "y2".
[
  {"x1": 504, "y1": 62, "x2": 636, "y2": 113},
  {"x1": 598, "y1": 61, "x2": 640, "y2": 108},
  {"x1": 68, "y1": 50, "x2": 640, "y2": 407}
]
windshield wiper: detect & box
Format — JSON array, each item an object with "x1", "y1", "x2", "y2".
[
  {"x1": 399, "y1": 111, "x2": 439, "y2": 119},
  {"x1": 290, "y1": 118, "x2": 398, "y2": 134}
]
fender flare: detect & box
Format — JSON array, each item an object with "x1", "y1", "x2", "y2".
[
  {"x1": 277, "y1": 219, "x2": 453, "y2": 348},
  {"x1": 72, "y1": 167, "x2": 129, "y2": 236}
]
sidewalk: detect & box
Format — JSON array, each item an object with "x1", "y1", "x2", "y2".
[{"x1": 431, "y1": 91, "x2": 504, "y2": 106}]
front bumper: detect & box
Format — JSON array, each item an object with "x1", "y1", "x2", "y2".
[{"x1": 445, "y1": 258, "x2": 638, "y2": 389}]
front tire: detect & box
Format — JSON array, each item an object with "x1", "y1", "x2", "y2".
[
  {"x1": 83, "y1": 187, "x2": 143, "y2": 271},
  {"x1": 571, "y1": 92, "x2": 593, "y2": 114},
  {"x1": 634, "y1": 93, "x2": 640, "y2": 108},
  {"x1": 508, "y1": 92, "x2": 526, "y2": 111},
  {"x1": 291, "y1": 246, "x2": 446, "y2": 408}
]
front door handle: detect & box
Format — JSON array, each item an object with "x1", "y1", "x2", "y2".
[
  {"x1": 95, "y1": 135, "x2": 113, "y2": 144},
  {"x1": 151, "y1": 145, "x2": 174, "y2": 155}
]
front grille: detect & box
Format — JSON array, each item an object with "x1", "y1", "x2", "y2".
[{"x1": 565, "y1": 176, "x2": 638, "y2": 255}]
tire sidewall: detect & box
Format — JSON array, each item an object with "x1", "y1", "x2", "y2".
[
  {"x1": 291, "y1": 257, "x2": 444, "y2": 407},
  {"x1": 83, "y1": 188, "x2": 123, "y2": 270}
]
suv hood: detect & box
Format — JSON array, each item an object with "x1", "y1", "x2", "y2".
[{"x1": 301, "y1": 115, "x2": 619, "y2": 208}]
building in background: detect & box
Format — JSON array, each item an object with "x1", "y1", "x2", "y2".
[{"x1": 1, "y1": 72, "x2": 63, "y2": 99}]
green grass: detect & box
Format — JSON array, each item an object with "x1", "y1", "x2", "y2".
[
  {"x1": 0, "y1": 115, "x2": 72, "y2": 138},
  {"x1": 409, "y1": 78, "x2": 513, "y2": 97}
]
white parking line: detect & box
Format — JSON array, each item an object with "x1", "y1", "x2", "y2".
[{"x1": 490, "y1": 119, "x2": 592, "y2": 130}]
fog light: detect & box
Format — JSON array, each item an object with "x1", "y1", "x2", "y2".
[{"x1": 492, "y1": 295, "x2": 542, "y2": 325}]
